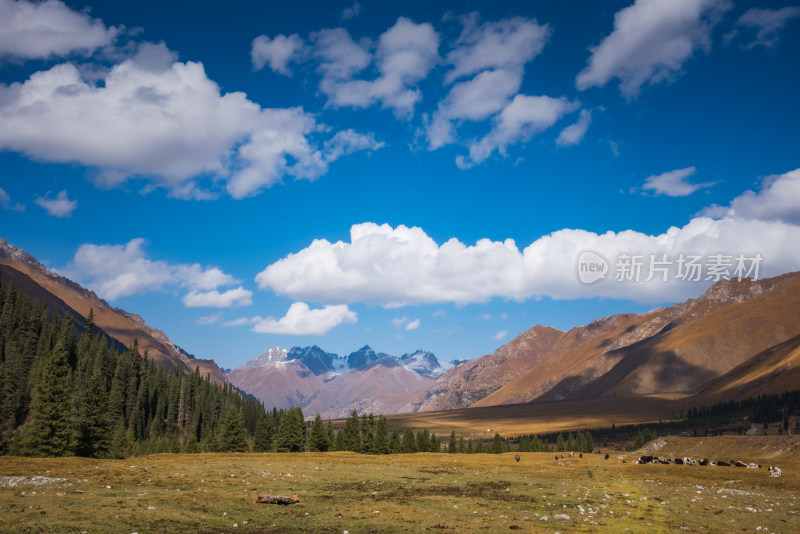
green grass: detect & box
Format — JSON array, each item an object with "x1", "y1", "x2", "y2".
[{"x1": 1, "y1": 439, "x2": 799, "y2": 533}]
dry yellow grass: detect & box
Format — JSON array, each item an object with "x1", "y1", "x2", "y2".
[{"x1": 1, "y1": 436, "x2": 798, "y2": 533}]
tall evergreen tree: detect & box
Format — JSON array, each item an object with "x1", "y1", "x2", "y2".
[
  {"x1": 491, "y1": 433, "x2": 504, "y2": 454},
  {"x1": 276, "y1": 407, "x2": 305, "y2": 452},
  {"x1": 342, "y1": 409, "x2": 362, "y2": 452},
  {"x1": 448, "y1": 431, "x2": 457, "y2": 453},
  {"x1": 253, "y1": 412, "x2": 275, "y2": 452},
  {"x1": 389, "y1": 428, "x2": 401, "y2": 453},
  {"x1": 74, "y1": 366, "x2": 111, "y2": 457},
  {"x1": 309, "y1": 413, "x2": 330, "y2": 452},
  {"x1": 401, "y1": 428, "x2": 417, "y2": 453},
  {"x1": 372, "y1": 415, "x2": 389, "y2": 454},
  {"x1": 28, "y1": 341, "x2": 75, "y2": 456},
  {"x1": 217, "y1": 407, "x2": 249, "y2": 452}
]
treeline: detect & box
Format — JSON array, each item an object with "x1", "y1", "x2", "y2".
[{"x1": 0, "y1": 279, "x2": 269, "y2": 457}]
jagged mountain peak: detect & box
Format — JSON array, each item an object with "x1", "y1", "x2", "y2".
[{"x1": 398, "y1": 349, "x2": 447, "y2": 378}]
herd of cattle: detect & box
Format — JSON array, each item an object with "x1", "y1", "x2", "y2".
[{"x1": 632, "y1": 455, "x2": 783, "y2": 477}]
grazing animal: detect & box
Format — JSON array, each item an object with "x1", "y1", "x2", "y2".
[
  {"x1": 555, "y1": 455, "x2": 559, "y2": 460},
  {"x1": 698, "y1": 459, "x2": 709, "y2": 466},
  {"x1": 604, "y1": 453, "x2": 610, "y2": 460},
  {"x1": 716, "y1": 460, "x2": 730, "y2": 467},
  {"x1": 639, "y1": 455, "x2": 655, "y2": 464},
  {"x1": 747, "y1": 463, "x2": 760, "y2": 469},
  {"x1": 579, "y1": 453, "x2": 583, "y2": 458},
  {"x1": 674, "y1": 458, "x2": 684, "y2": 465},
  {"x1": 658, "y1": 458, "x2": 671, "y2": 464},
  {"x1": 569, "y1": 451, "x2": 574, "y2": 458},
  {"x1": 769, "y1": 466, "x2": 782, "y2": 478},
  {"x1": 515, "y1": 454, "x2": 520, "y2": 462},
  {"x1": 734, "y1": 461, "x2": 747, "y2": 468}
]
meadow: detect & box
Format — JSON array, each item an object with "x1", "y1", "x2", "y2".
[{"x1": 1, "y1": 436, "x2": 798, "y2": 533}]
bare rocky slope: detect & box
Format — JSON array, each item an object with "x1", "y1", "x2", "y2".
[{"x1": 435, "y1": 272, "x2": 800, "y2": 410}]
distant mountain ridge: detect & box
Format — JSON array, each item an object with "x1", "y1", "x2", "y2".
[
  {"x1": 0, "y1": 239, "x2": 228, "y2": 384},
  {"x1": 226, "y1": 344, "x2": 457, "y2": 418},
  {"x1": 229, "y1": 270, "x2": 800, "y2": 420}
]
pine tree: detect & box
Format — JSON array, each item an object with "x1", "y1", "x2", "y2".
[
  {"x1": 28, "y1": 341, "x2": 75, "y2": 456},
  {"x1": 429, "y1": 433, "x2": 440, "y2": 452},
  {"x1": 583, "y1": 431, "x2": 594, "y2": 453},
  {"x1": 448, "y1": 431, "x2": 457, "y2": 453},
  {"x1": 276, "y1": 407, "x2": 305, "y2": 452},
  {"x1": 74, "y1": 366, "x2": 111, "y2": 457},
  {"x1": 309, "y1": 413, "x2": 329, "y2": 452},
  {"x1": 373, "y1": 415, "x2": 389, "y2": 454},
  {"x1": 334, "y1": 427, "x2": 346, "y2": 451},
  {"x1": 325, "y1": 419, "x2": 335, "y2": 449},
  {"x1": 342, "y1": 409, "x2": 361, "y2": 452},
  {"x1": 416, "y1": 429, "x2": 429, "y2": 452},
  {"x1": 253, "y1": 412, "x2": 275, "y2": 452},
  {"x1": 217, "y1": 407, "x2": 249, "y2": 452},
  {"x1": 389, "y1": 428, "x2": 401, "y2": 453},
  {"x1": 491, "y1": 433, "x2": 503, "y2": 454},
  {"x1": 401, "y1": 428, "x2": 417, "y2": 453}
]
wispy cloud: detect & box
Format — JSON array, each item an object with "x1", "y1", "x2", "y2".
[{"x1": 35, "y1": 190, "x2": 77, "y2": 217}]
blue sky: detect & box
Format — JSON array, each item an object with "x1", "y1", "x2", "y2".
[{"x1": 2, "y1": 0, "x2": 800, "y2": 369}]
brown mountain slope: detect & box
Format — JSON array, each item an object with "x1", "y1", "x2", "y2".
[
  {"x1": 473, "y1": 272, "x2": 800, "y2": 407},
  {"x1": 419, "y1": 325, "x2": 563, "y2": 411},
  {"x1": 689, "y1": 333, "x2": 800, "y2": 404},
  {"x1": 0, "y1": 240, "x2": 227, "y2": 383},
  {"x1": 227, "y1": 360, "x2": 328, "y2": 409},
  {"x1": 303, "y1": 359, "x2": 433, "y2": 419}
]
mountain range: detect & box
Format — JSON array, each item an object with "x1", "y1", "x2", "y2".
[
  {"x1": 3, "y1": 238, "x2": 799, "y2": 424},
  {"x1": 229, "y1": 270, "x2": 800, "y2": 419},
  {"x1": 226, "y1": 345, "x2": 456, "y2": 418}
]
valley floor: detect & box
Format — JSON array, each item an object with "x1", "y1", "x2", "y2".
[{"x1": 1, "y1": 438, "x2": 798, "y2": 533}]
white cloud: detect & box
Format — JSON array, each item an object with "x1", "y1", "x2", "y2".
[
  {"x1": 456, "y1": 95, "x2": 579, "y2": 168},
  {"x1": 34, "y1": 189, "x2": 76, "y2": 217},
  {"x1": 251, "y1": 33, "x2": 305, "y2": 75},
  {"x1": 405, "y1": 318, "x2": 421, "y2": 331},
  {"x1": 65, "y1": 238, "x2": 238, "y2": 300},
  {"x1": 323, "y1": 129, "x2": 385, "y2": 161},
  {"x1": 341, "y1": 2, "x2": 361, "y2": 20},
  {"x1": 313, "y1": 18, "x2": 439, "y2": 118},
  {"x1": 196, "y1": 313, "x2": 222, "y2": 325},
  {"x1": 703, "y1": 169, "x2": 800, "y2": 224},
  {"x1": 182, "y1": 287, "x2": 253, "y2": 308},
  {"x1": 0, "y1": 41, "x2": 376, "y2": 200},
  {"x1": 479, "y1": 314, "x2": 491, "y2": 321},
  {"x1": 0, "y1": 186, "x2": 25, "y2": 211},
  {"x1": 222, "y1": 317, "x2": 260, "y2": 328},
  {"x1": 426, "y1": 69, "x2": 522, "y2": 150},
  {"x1": 445, "y1": 14, "x2": 550, "y2": 84},
  {"x1": 576, "y1": 0, "x2": 732, "y2": 98},
  {"x1": 556, "y1": 109, "x2": 592, "y2": 147},
  {"x1": 391, "y1": 316, "x2": 408, "y2": 327},
  {"x1": 725, "y1": 6, "x2": 800, "y2": 49},
  {"x1": 256, "y1": 172, "x2": 800, "y2": 306},
  {"x1": 642, "y1": 166, "x2": 716, "y2": 197},
  {"x1": 494, "y1": 330, "x2": 508, "y2": 341},
  {"x1": 0, "y1": 0, "x2": 117, "y2": 61},
  {"x1": 251, "y1": 302, "x2": 357, "y2": 335},
  {"x1": 425, "y1": 15, "x2": 550, "y2": 151}
]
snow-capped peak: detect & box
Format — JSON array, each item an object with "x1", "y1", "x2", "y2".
[
  {"x1": 398, "y1": 350, "x2": 446, "y2": 378},
  {"x1": 232, "y1": 346, "x2": 288, "y2": 372}
]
